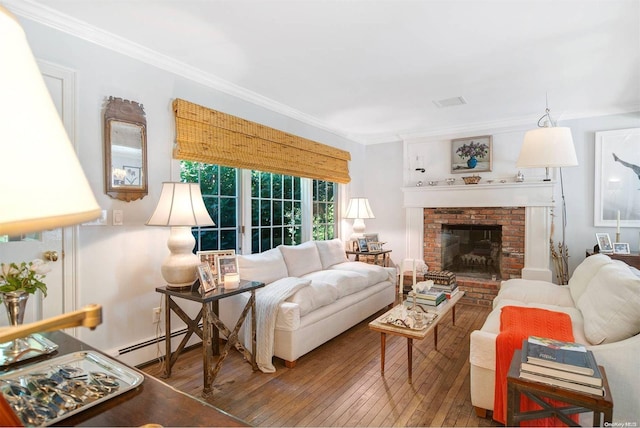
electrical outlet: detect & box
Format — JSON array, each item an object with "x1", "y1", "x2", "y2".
[{"x1": 152, "y1": 307, "x2": 161, "y2": 324}]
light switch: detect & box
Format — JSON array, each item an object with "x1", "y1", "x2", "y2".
[{"x1": 113, "y1": 210, "x2": 123, "y2": 226}]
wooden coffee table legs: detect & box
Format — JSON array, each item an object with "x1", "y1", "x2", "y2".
[{"x1": 379, "y1": 332, "x2": 415, "y2": 384}]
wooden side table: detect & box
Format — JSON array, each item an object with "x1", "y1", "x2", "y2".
[
  {"x1": 507, "y1": 349, "x2": 614, "y2": 427},
  {"x1": 346, "y1": 249, "x2": 392, "y2": 266},
  {"x1": 156, "y1": 280, "x2": 265, "y2": 397}
]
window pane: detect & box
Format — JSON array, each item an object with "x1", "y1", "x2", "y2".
[
  {"x1": 312, "y1": 180, "x2": 337, "y2": 242},
  {"x1": 260, "y1": 172, "x2": 271, "y2": 198},
  {"x1": 251, "y1": 171, "x2": 259, "y2": 198},
  {"x1": 220, "y1": 230, "x2": 237, "y2": 250},
  {"x1": 272, "y1": 174, "x2": 282, "y2": 199},
  {"x1": 260, "y1": 200, "x2": 271, "y2": 226},
  {"x1": 219, "y1": 166, "x2": 236, "y2": 196},
  {"x1": 273, "y1": 200, "x2": 283, "y2": 226},
  {"x1": 219, "y1": 197, "x2": 236, "y2": 228},
  {"x1": 284, "y1": 176, "x2": 292, "y2": 199},
  {"x1": 199, "y1": 229, "x2": 219, "y2": 251}
]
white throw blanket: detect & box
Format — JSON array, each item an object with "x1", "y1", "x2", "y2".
[{"x1": 244, "y1": 277, "x2": 311, "y2": 373}]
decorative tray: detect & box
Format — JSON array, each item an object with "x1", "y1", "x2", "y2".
[
  {"x1": 0, "y1": 334, "x2": 58, "y2": 367},
  {"x1": 0, "y1": 351, "x2": 144, "y2": 426},
  {"x1": 378, "y1": 306, "x2": 438, "y2": 331}
]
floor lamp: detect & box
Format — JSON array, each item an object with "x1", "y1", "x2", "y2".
[{"x1": 517, "y1": 104, "x2": 578, "y2": 284}]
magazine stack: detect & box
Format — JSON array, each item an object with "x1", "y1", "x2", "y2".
[
  {"x1": 519, "y1": 336, "x2": 604, "y2": 396},
  {"x1": 404, "y1": 289, "x2": 446, "y2": 309}
]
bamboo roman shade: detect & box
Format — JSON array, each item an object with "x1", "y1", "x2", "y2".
[{"x1": 173, "y1": 99, "x2": 351, "y2": 183}]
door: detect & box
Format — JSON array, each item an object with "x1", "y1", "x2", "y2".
[{"x1": 0, "y1": 61, "x2": 76, "y2": 326}]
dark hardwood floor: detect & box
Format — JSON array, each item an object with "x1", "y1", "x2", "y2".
[{"x1": 140, "y1": 302, "x2": 500, "y2": 427}]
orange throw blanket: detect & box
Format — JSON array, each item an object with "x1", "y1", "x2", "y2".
[{"x1": 494, "y1": 305, "x2": 576, "y2": 426}]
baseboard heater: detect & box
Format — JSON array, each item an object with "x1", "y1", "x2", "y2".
[{"x1": 118, "y1": 323, "x2": 203, "y2": 356}]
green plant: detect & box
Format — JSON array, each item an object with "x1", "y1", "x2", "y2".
[{"x1": 0, "y1": 260, "x2": 49, "y2": 297}]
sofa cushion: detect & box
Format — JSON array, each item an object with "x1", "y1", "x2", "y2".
[
  {"x1": 285, "y1": 278, "x2": 340, "y2": 316},
  {"x1": 315, "y1": 239, "x2": 349, "y2": 269},
  {"x1": 577, "y1": 262, "x2": 640, "y2": 345},
  {"x1": 569, "y1": 253, "x2": 612, "y2": 303},
  {"x1": 278, "y1": 241, "x2": 323, "y2": 277},
  {"x1": 237, "y1": 247, "x2": 289, "y2": 285},
  {"x1": 329, "y1": 261, "x2": 390, "y2": 285},
  {"x1": 493, "y1": 279, "x2": 575, "y2": 309},
  {"x1": 302, "y1": 269, "x2": 369, "y2": 298}
]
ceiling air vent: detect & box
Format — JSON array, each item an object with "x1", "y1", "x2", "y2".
[{"x1": 433, "y1": 96, "x2": 467, "y2": 108}]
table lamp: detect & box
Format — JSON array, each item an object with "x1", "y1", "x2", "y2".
[
  {"x1": 344, "y1": 197, "x2": 375, "y2": 239},
  {"x1": 146, "y1": 182, "x2": 215, "y2": 289}
]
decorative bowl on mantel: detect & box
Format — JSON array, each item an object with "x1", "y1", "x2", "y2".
[{"x1": 462, "y1": 175, "x2": 481, "y2": 185}]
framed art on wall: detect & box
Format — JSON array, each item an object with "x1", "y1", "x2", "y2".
[
  {"x1": 451, "y1": 135, "x2": 492, "y2": 174},
  {"x1": 594, "y1": 128, "x2": 640, "y2": 227}
]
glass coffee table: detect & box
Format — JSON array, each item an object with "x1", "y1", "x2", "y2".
[{"x1": 368, "y1": 290, "x2": 464, "y2": 384}]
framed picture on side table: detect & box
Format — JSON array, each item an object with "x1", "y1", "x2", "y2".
[
  {"x1": 357, "y1": 237, "x2": 369, "y2": 252},
  {"x1": 613, "y1": 242, "x2": 631, "y2": 254},
  {"x1": 196, "y1": 263, "x2": 216, "y2": 294},
  {"x1": 364, "y1": 233, "x2": 379, "y2": 244},
  {"x1": 217, "y1": 255, "x2": 239, "y2": 283},
  {"x1": 595, "y1": 233, "x2": 613, "y2": 253},
  {"x1": 197, "y1": 249, "x2": 236, "y2": 278}
]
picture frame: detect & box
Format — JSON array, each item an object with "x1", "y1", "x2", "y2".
[
  {"x1": 197, "y1": 249, "x2": 236, "y2": 277},
  {"x1": 364, "y1": 233, "x2": 379, "y2": 243},
  {"x1": 196, "y1": 263, "x2": 216, "y2": 294},
  {"x1": 595, "y1": 233, "x2": 613, "y2": 253},
  {"x1": 216, "y1": 255, "x2": 239, "y2": 283},
  {"x1": 613, "y1": 242, "x2": 631, "y2": 255},
  {"x1": 357, "y1": 237, "x2": 369, "y2": 252},
  {"x1": 367, "y1": 242, "x2": 382, "y2": 252},
  {"x1": 594, "y1": 128, "x2": 640, "y2": 227},
  {"x1": 451, "y1": 135, "x2": 492, "y2": 174}
]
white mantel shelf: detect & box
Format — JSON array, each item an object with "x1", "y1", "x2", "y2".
[{"x1": 402, "y1": 181, "x2": 555, "y2": 208}]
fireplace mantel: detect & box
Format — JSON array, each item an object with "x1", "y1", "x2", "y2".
[
  {"x1": 403, "y1": 180, "x2": 556, "y2": 282},
  {"x1": 402, "y1": 181, "x2": 554, "y2": 208}
]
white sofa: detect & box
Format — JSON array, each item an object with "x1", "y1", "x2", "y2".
[
  {"x1": 219, "y1": 239, "x2": 396, "y2": 370},
  {"x1": 469, "y1": 254, "x2": 640, "y2": 423}
]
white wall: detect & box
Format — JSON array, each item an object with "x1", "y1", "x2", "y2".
[
  {"x1": 364, "y1": 112, "x2": 640, "y2": 277},
  {"x1": 21, "y1": 17, "x2": 365, "y2": 364}
]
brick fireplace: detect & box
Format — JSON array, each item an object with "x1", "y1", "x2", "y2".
[
  {"x1": 423, "y1": 207, "x2": 525, "y2": 306},
  {"x1": 402, "y1": 181, "x2": 556, "y2": 306}
]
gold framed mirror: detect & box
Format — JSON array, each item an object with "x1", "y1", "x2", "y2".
[{"x1": 104, "y1": 97, "x2": 148, "y2": 201}]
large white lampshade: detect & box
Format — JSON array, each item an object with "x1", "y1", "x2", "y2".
[
  {"x1": 147, "y1": 182, "x2": 215, "y2": 289},
  {"x1": 517, "y1": 127, "x2": 578, "y2": 180},
  {"x1": 0, "y1": 6, "x2": 101, "y2": 235},
  {"x1": 344, "y1": 197, "x2": 375, "y2": 238}
]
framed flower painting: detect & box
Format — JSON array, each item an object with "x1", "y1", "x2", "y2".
[{"x1": 451, "y1": 135, "x2": 492, "y2": 173}]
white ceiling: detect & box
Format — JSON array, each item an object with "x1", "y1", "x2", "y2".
[{"x1": 8, "y1": 0, "x2": 640, "y2": 144}]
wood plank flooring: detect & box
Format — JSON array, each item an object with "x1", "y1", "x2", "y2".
[{"x1": 140, "y1": 302, "x2": 500, "y2": 427}]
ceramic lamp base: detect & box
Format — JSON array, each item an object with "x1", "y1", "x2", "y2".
[{"x1": 161, "y1": 226, "x2": 199, "y2": 289}]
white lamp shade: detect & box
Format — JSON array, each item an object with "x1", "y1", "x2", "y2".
[
  {"x1": 146, "y1": 182, "x2": 215, "y2": 227},
  {"x1": 0, "y1": 6, "x2": 100, "y2": 235},
  {"x1": 344, "y1": 197, "x2": 375, "y2": 220},
  {"x1": 517, "y1": 127, "x2": 578, "y2": 168}
]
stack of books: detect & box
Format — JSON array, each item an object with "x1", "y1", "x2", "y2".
[
  {"x1": 430, "y1": 282, "x2": 459, "y2": 299},
  {"x1": 520, "y1": 336, "x2": 604, "y2": 396},
  {"x1": 408, "y1": 289, "x2": 446, "y2": 307}
]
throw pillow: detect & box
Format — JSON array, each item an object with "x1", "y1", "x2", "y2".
[
  {"x1": 577, "y1": 262, "x2": 640, "y2": 344},
  {"x1": 315, "y1": 239, "x2": 348, "y2": 269},
  {"x1": 237, "y1": 247, "x2": 289, "y2": 285},
  {"x1": 568, "y1": 253, "x2": 612, "y2": 303},
  {"x1": 278, "y1": 241, "x2": 323, "y2": 277}
]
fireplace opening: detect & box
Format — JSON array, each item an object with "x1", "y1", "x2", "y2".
[{"x1": 441, "y1": 224, "x2": 502, "y2": 279}]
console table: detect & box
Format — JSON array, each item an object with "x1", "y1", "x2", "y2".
[
  {"x1": 5, "y1": 331, "x2": 248, "y2": 426},
  {"x1": 156, "y1": 280, "x2": 265, "y2": 397}
]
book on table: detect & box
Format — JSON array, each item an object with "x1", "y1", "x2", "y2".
[
  {"x1": 525, "y1": 336, "x2": 596, "y2": 376},
  {"x1": 519, "y1": 370, "x2": 604, "y2": 396},
  {"x1": 520, "y1": 340, "x2": 603, "y2": 387}
]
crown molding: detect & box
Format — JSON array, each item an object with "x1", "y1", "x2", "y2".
[
  {"x1": 5, "y1": 0, "x2": 361, "y2": 144},
  {"x1": 7, "y1": 0, "x2": 638, "y2": 148}
]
